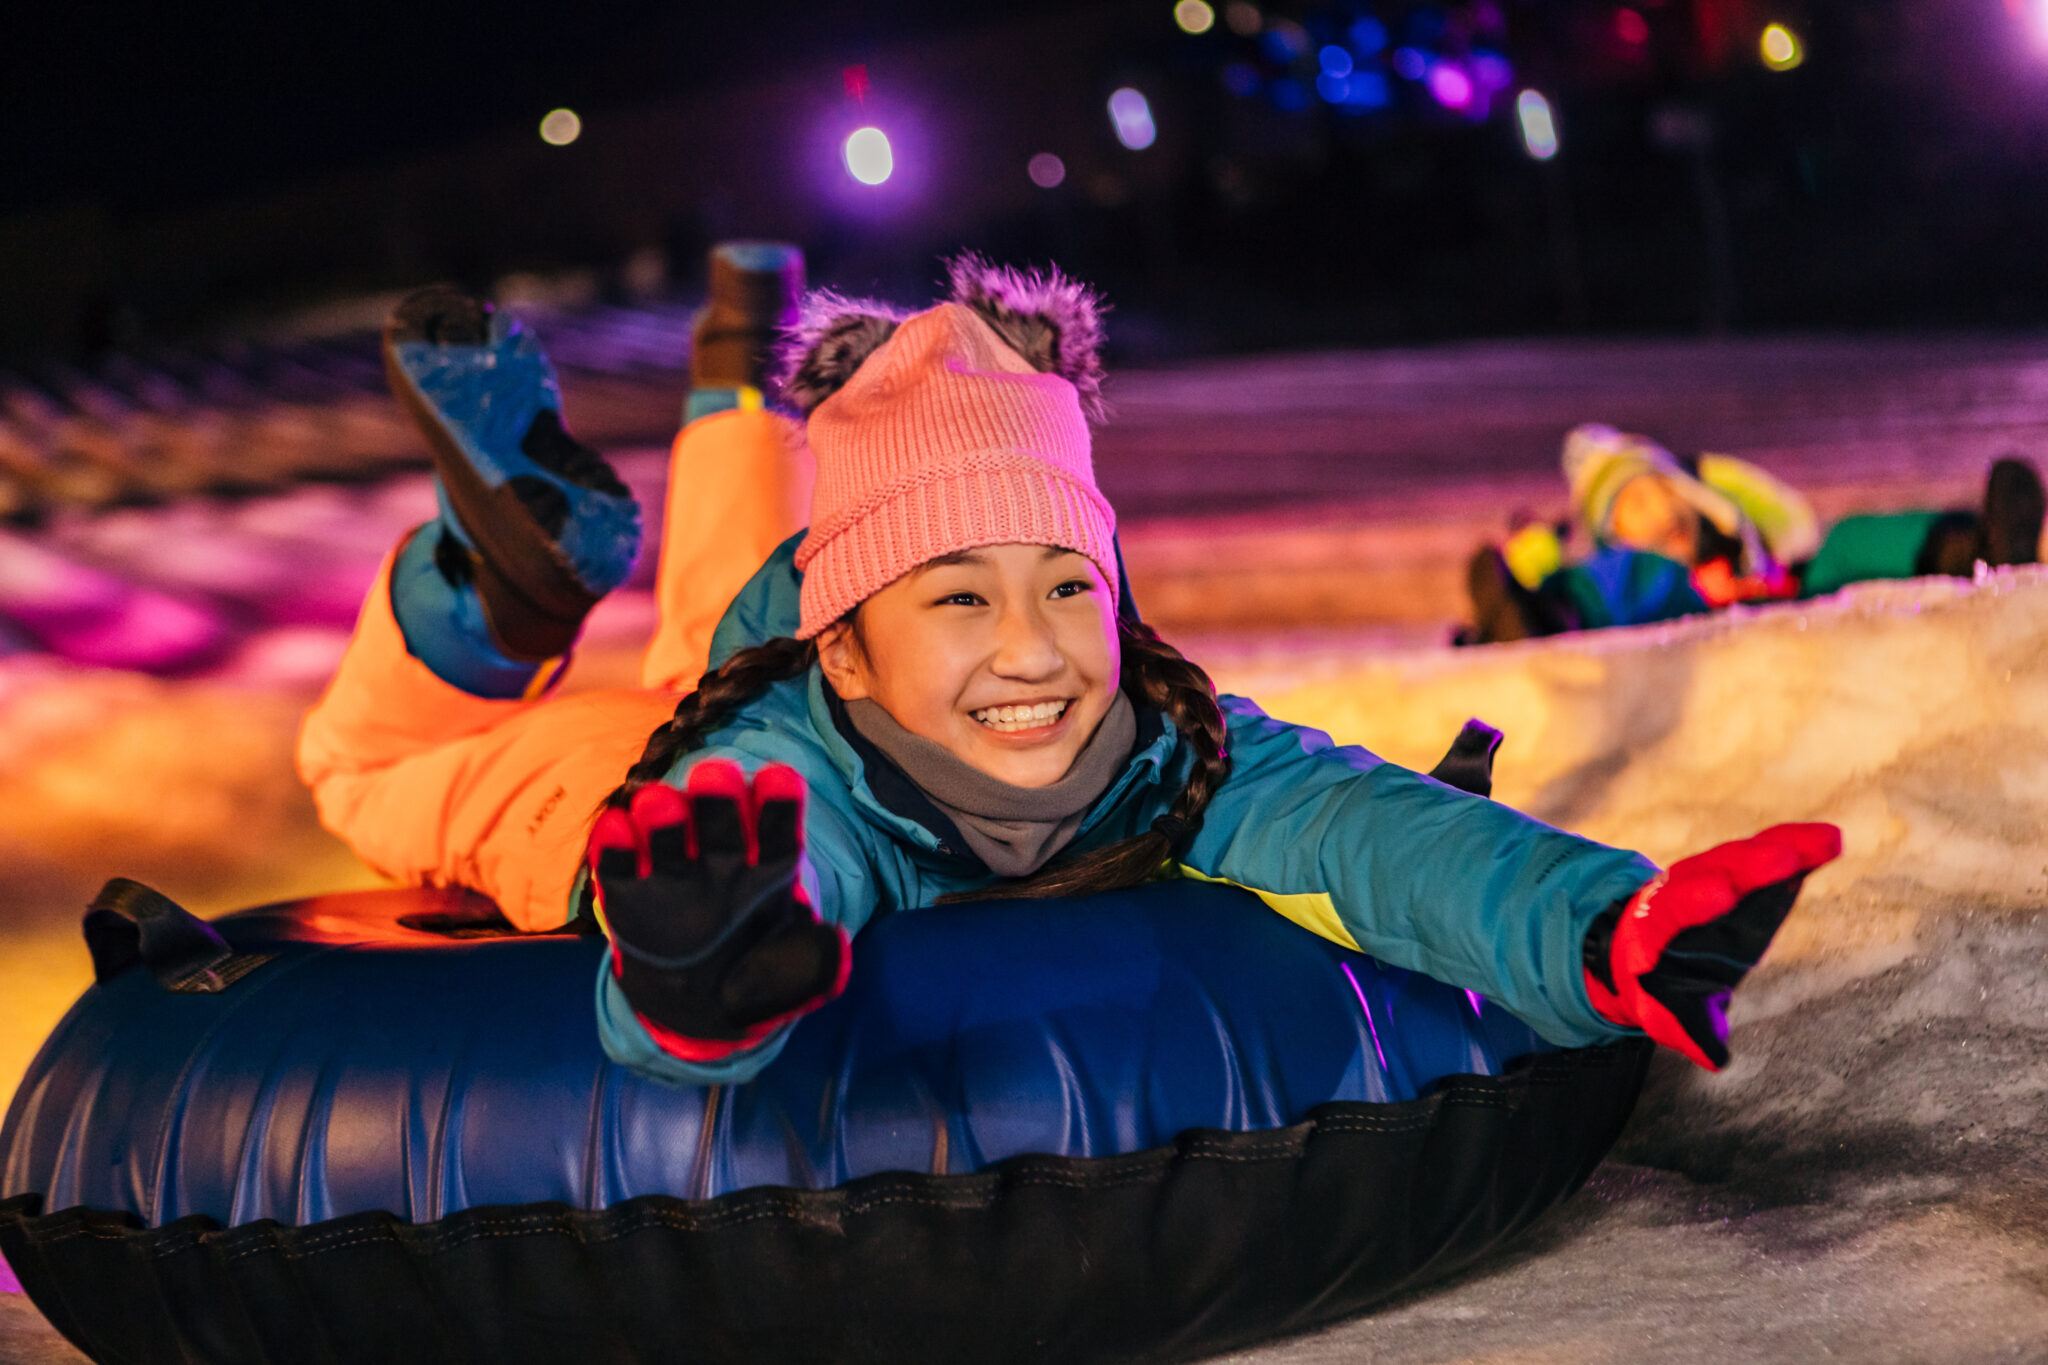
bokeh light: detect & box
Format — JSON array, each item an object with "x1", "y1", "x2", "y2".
[
  {"x1": 2018, "y1": 0, "x2": 2048, "y2": 51},
  {"x1": 1471, "y1": 52, "x2": 1515, "y2": 93},
  {"x1": 843, "y1": 127, "x2": 894, "y2": 185},
  {"x1": 1393, "y1": 47, "x2": 1428, "y2": 80},
  {"x1": 1517, "y1": 90, "x2": 1560, "y2": 160},
  {"x1": 1345, "y1": 70, "x2": 1392, "y2": 109},
  {"x1": 1319, "y1": 45, "x2": 1355, "y2": 78},
  {"x1": 538, "y1": 109, "x2": 581, "y2": 146},
  {"x1": 1173, "y1": 0, "x2": 1215, "y2": 34},
  {"x1": 1614, "y1": 7, "x2": 1650, "y2": 46},
  {"x1": 1224, "y1": 1, "x2": 1262, "y2": 35},
  {"x1": 1108, "y1": 87, "x2": 1157, "y2": 150},
  {"x1": 1027, "y1": 152, "x2": 1067, "y2": 188},
  {"x1": 1261, "y1": 21, "x2": 1309, "y2": 62},
  {"x1": 1349, "y1": 15, "x2": 1389, "y2": 54},
  {"x1": 1269, "y1": 78, "x2": 1310, "y2": 112},
  {"x1": 1760, "y1": 23, "x2": 1805, "y2": 70},
  {"x1": 1316, "y1": 72, "x2": 1351, "y2": 104},
  {"x1": 1427, "y1": 62, "x2": 1475, "y2": 110}
]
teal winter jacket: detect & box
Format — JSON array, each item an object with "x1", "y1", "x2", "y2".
[{"x1": 597, "y1": 536, "x2": 1655, "y2": 1085}]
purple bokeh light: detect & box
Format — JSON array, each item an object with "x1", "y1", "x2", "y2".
[
  {"x1": 1427, "y1": 62, "x2": 1474, "y2": 110},
  {"x1": 1108, "y1": 87, "x2": 1157, "y2": 150}
]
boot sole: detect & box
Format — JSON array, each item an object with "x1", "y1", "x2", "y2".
[{"x1": 381, "y1": 335, "x2": 599, "y2": 653}]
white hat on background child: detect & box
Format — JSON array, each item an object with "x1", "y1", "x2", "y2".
[{"x1": 1562, "y1": 423, "x2": 1745, "y2": 548}]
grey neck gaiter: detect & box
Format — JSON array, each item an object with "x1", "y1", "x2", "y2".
[{"x1": 845, "y1": 692, "x2": 1138, "y2": 878}]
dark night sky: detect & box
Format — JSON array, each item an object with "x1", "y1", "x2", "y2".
[
  {"x1": 1, "y1": 1, "x2": 1073, "y2": 215},
  {"x1": 7, "y1": 0, "x2": 2048, "y2": 352}
]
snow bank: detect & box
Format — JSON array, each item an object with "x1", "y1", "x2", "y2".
[
  {"x1": 1203, "y1": 568, "x2": 2048, "y2": 1363},
  {"x1": 1219, "y1": 565, "x2": 2048, "y2": 971}
]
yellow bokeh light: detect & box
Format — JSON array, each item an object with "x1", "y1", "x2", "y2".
[
  {"x1": 539, "y1": 108, "x2": 582, "y2": 146},
  {"x1": 1760, "y1": 24, "x2": 1804, "y2": 71},
  {"x1": 1174, "y1": 0, "x2": 1216, "y2": 34}
]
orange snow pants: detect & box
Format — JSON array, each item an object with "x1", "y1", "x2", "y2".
[{"x1": 297, "y1": 409, "x2": 811, "y2": 931}]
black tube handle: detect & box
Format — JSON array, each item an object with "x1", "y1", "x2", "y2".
[
  {"x1": 1428, "y1": 719, "x2": 1503, "y2": 799},
  {"x1": 82, "y1": 878, "x2": 270, "y2": 993}
]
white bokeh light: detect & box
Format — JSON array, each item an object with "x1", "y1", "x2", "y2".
[
  {"x1": 1516, "y1": 90, "x2": 1559, "y2": 161},
  {"x1": 843, "y1": 127, "x2": 894, "y2": 185},
  {"x1": 1108, "y1": 88, "x2": 1157, "y2": 151}
]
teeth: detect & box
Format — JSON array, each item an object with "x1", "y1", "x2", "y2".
[{"x1": 971, "y1": 700, "x2": 1070, "y2": 732}]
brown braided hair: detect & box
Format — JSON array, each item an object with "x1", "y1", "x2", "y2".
[
  {"x1": 606, "y1": 636, "x2": 819, "y2": 809},
  {"x1": 608, "y1": 617, "x2": 1234, "y2": 901}
]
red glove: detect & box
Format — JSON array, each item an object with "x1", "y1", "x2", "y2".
[
  {"x1": 588, "y1": 760, "x2": 850, "y2": 1062},
  {"x1": 1692, "y1": 557, "x2": 1799, "y2": 609},
  {"x1": 1584, "y1": 823, "x2": 1841, "y2": 1070}
]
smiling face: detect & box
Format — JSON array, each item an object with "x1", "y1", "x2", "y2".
[
  {"x1": 815, "y1": 543, "x2": 1122, "y2": 788},
  {"x1": 1609, "y1": 474, "x2": 1702, "y2": 565}
]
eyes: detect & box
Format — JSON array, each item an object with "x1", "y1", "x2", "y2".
[{"x1": 932, "y1": 579, "x2": 1095, "y2": 608}]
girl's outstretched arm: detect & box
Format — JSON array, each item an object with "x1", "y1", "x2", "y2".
[{"x1": 1179, "y1": 697, "x2": 1663, "y2": 1048}]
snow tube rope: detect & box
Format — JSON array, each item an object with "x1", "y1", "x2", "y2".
[{"x1": 2, "y1": 866, "x2": 1646, "y2": 1365}]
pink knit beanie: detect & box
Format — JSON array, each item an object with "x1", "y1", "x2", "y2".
[{"x1": 778, "y1": 256, "x2": 1116, "y2": 639}]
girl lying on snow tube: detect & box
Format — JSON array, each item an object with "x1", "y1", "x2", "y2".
[
  {"x1": 301, "y1": 248, "x2": 1834, "y2": 1089},
  {"x1": 3, "y1": 248, "x2": 1837, "y2": 1363}
]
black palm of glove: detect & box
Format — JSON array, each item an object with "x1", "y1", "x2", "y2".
[
  {"x1": 588, "y1": 760, "x2": 849, "y2": 1058},
  {"x1": 1583, "y1": 822, "x2": 1841, "y2": 1070}
]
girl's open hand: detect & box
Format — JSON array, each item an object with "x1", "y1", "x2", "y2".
[
  {"x1": 1585, "y1": 823, "x2": 1841, "y2": 1070},
  {"x1": 588, "y1": 760, "x2": 850, "y2": 1061}
]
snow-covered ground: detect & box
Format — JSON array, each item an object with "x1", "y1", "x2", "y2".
[
  {"x1": 7, "y1": 331, "x2": 2048, "y2": 1360},
  {"x1": 6, "y1": 568, "x2": 2047, "y2": 1361},
  {"x1": 1201, "y1": 568, "x2": 2048, "y2": 1362}
]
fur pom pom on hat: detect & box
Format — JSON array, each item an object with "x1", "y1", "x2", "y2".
[{"x1": 780, "y1": 255, "x2": 1117, "y2": 639}]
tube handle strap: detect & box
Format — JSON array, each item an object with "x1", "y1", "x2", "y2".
[{"x1": 82, "y1": 878, "x2": 272, "y2": 994}]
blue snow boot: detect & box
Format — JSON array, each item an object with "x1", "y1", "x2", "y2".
[{"x1": 383, "y1": 286, "x2": 642, "y2": 661}]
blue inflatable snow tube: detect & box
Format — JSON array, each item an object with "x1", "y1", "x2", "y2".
[{"x1": 0, "y1": 879, "x2": 1648, "y2": 1365}]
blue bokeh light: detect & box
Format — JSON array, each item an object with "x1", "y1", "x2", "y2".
[
  {"x1": 1406, "y1": 6, "x2": 1448, "y2": 44},
  {"x1": 1261, "y1": 24, "x2": 1308, "y2": 62},
  {"x1": 1221, "y1": 61, "x2": 1261, "y2": 96},
  {"x1": 1345, "y1": 70, "x2": 1392, "y2": 108},
  {"x1": 1349, "y1": 15, "x2": 1388, "y2": 55},
  {"x1": 1319, "y1": 44, "x2": 1354, "y2": 77}
]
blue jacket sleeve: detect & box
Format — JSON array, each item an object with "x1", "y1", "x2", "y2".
[
  {"x1": 1179, "y1": 697, "x2": 1657, "y2": 1047},
  {"x1": 593, "y1": 745, "x2": 879, "y2": 1087}
]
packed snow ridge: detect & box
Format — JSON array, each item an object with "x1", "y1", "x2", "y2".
[{"x1": 1201, "y1": 566, "x2": 2048, "y2": 1363}]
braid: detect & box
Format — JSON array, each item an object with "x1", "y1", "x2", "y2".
[
  {"x1": 941, "y1": 617, "x2": 1234, "y2": 903},
  {"x1": 605, "y1": 636, "x2": 817, "y2": 809}
]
